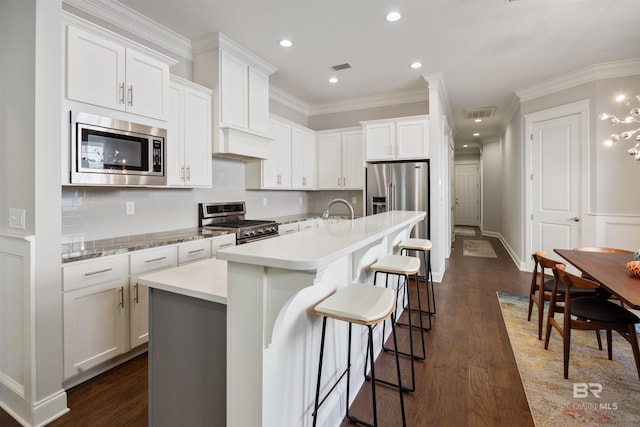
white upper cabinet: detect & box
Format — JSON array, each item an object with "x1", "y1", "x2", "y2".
[
  {"x1": 167, "y1": 76, "x2": 212, "y2": 187},
  {"x1": 245, "y1": 119, "x2": 292, "y2": 189},
  {"x1": 363, "y1": 115, "x2": 429, "y2": 161},
  {"x1": 318, "y1": 128, "x2": 364, "y2": 190},
  {"x1": 291, "y1": 126, "x2": 317, "y2": 190},
  {"x1": 194, "y1": 33, "x2": 277, "y2": 159},
  {"x1": 66, "y1": 25, "x2": 173, "y2": 121}
]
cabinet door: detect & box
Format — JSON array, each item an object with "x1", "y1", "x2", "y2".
[
  {"x1": 292, "y1": 127, "x2": 317, "y2": 189},
  {"x1": 66, "y1": 26, "x2": 126, "y2": 111},
  {"x1": 183, "y1": 86, "x2": 212, "y2": 186},
  {"x1": 248, "y1": 67, "x2": 270, "y2": 135},
  {"x1": 63, "y1": 282, "x2": 128, "y2": 379},
  {"x1": 318, "y1": 133, "x2": 342, "y2": 189},
  {"x1": 219, "y1": 50, "x2": 248, "y2": 129},
  {"x1": 167, "y1": 84, "x2": 185, "y2": 186},
  {"x1": 129, "y1": 281, "x2": 149, "y2": 348},
  {"x1": 278, "y1": 222, "x2": 299, "y2": 235},
  {"x1": 365, "y1": 122, "x2": 395, "y2": 160},
  {"x1": 263, "y1": 120, "x2": 292, "y2": 188},
  {"x1": 342, "y1": 130, "x2": 364, "y2": 189},
  {"x1": 396, "y1": 119, "x2": 429, "y2": 159},
  {"x1": 125, "y1": 49, "x2": 170, "y2": 120}
]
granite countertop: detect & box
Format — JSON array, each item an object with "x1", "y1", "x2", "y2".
[
  {"x1": 264, "y1": 213, "x2": 361, "y2": 224},
  {"x1": 61, "y1": 227, "x2": 231, "y2": 263}
]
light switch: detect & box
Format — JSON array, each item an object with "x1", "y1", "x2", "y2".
[{"x1": 9, "y1": 208, "x2": 26, "y2": 230}]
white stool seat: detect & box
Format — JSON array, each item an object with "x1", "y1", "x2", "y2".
[
  {"x1": 315, "y1": 284, "x2": 396, "y2": 325},
  {"x1": 399, "y1": 238, "x2": 432, "y2": 251},
  {"x1": 371, "y1": 255, "x2": 420, "y2": 275}
]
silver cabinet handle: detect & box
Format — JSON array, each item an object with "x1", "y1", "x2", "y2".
[
  {"x1": 302, "y1": 176, "x2": 307, "y2": 186},
  {"x1": 337, "y1": 177, "x2": 341, "y2": 186},
  {"x1": 118, "y1": 286, "x2": 124, "y2": 308},
  {"x1": 128, "y1": 85, "x2": 133, "y2": 106},
  {"x1": 83, "y1": 268, "x2": 112, "y2": 277},
  {"x1": 188, "y1": 248, "x2": 205, "y2": 254},
  {"x1": 180, "y1": 166, "x2": 185, "y2": 180},
  {"x1": 186, "y1": 166, "x2": 191, "y2": 181},
  {"x1": 145, "y1": 256, "x2": 167, "y2": 263},
  {"x1": 133, "y1": 283, "x2": 139, "y2": 304},
  {"x1": 343, "y1": 177, "x2": 346, "y2": 186},
  {"x1": 218, "y1": 243, "x2": 233, "y2": 248},
  {"x1": 119, "y1": 82, "x2": 125, "y2": 104},
  {"x1": 566, "y1": 217, "x2": 580, "y2": 222}
]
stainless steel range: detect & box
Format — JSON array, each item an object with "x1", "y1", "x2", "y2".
[{"x1": 198, "y1": 201, "x2": 278, "y2": 245}]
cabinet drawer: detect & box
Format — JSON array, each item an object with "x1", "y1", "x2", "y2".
[
  {"x1": 130, "y1": 246, "x2": 178, "y2": 275},
  {"x1": 278, "y1": 223, "x2": 299, "y2": 235},
  {"x1": 298, "y1": 219, "x2": 317, "y2": 232},
  {"x1": 63, "y1": 256, "x2": 129, "y2": 292},
  {"x1": 211, "y1": 234, "x2": 236, "y2": 256},
  {"x1": 178, "y1": 239, "x2": 212, "y2": 264}
]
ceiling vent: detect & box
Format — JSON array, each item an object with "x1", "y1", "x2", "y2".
[
  {"x1": 464, "y1": 107, "x2": 496, "y2": 120},
  {"x1": 331, "y1": 63, "x2": 352, "y2": 71}
]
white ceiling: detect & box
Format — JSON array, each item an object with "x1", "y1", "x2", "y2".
[{"x1": 113, "y1": 0, "x2": 639, "y2": 148}]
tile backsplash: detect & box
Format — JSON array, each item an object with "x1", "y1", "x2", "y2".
[{"x1": 62, "y1": 157, "x2": 363, "y2": 243}]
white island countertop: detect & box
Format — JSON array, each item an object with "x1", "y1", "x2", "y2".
[
  {"x1": 216, "y1": 211, "x2": 426, "y2": 271},
  {"x1": 137, "y1": 257, "x2": 228, "y2": 304}
]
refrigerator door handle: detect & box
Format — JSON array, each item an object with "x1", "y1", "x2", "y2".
[{"x1": 388, "y1": 182, "x2": 394, "y2": 211}]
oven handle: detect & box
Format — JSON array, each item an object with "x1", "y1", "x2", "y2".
[{"x1": 238, "y1": 233, "x2": 279, "y2": 245}]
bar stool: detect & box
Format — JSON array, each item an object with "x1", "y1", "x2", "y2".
[
  {"x1": 313, "y1": 284, "x2": 406, "y2": 427},
  {"x1": 370, "y1": 254, "x2": 425, "y2": 392},
  {"x1": 398, "y1": 238, "x2": 436, "y2": 329}
]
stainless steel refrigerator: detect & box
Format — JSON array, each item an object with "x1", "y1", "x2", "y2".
[{"x1": 366, "y1": 160, "x2": 430, "y2": 242}]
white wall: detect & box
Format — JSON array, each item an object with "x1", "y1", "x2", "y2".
[
  {"x1": 1, "y1": 1, "x2": 67, "y2": 425},
  {"x1": 481, "y1": 138, "x2": 502, "y2": 233}
]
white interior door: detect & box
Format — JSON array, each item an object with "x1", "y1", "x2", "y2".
[
  {"x1": 531, "y1": 114, "x2": 581, "y2": 258},
  {"x1": 455, "y1": 163, "x2": 479, "y2": 226}
]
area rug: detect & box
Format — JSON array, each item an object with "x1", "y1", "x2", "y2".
[
  {"x1": 462, "y1": 239, "x2": 497, "y2": 258},
  {"x1": 497, "y1": 292, "x2": 640, "y2": 427},
  {"x1": 454, "y1": 226, "x2": 476, "y2": 236}
]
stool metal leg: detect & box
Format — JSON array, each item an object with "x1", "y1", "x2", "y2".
[{"x1": 312, "y1": 317, "x2": 328, "y2": 427}]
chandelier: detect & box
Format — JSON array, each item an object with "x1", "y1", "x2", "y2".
[{"x1": 599, "y1": 94, "x2": 640, "y2": 161}]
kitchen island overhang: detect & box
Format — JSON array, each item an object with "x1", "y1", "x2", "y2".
[{"x1": 216, "y1": 210, "x2": 425, "y2": 427}]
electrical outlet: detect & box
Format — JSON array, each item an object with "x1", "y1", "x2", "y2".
[
  {"x1": 351, "y1": 197, "x2": 357, "y2": 204},
  {"x1": 126, "y1": 201, "x2": 135, "y2": 215},
  {"x1": 263, "y1": 197, "x2": 268, "y2": 207},
  {"x1": 299, "y1": 196, "x2": 303, "y2": 205},
  {"x1": 8, "y1": 208, "x2": 26, "y2": 230}
]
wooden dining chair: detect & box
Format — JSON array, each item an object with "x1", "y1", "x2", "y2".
[
  {"x1": 544, "y1": 267, "x2": 640, "y2": 380},
  {"x1": 528, "y1": 251, "x2": 601, "y2": 341}
]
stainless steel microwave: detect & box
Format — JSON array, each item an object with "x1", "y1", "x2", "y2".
[{"x1": 70, "y1": 111, "x2": 167, "y2": 186}]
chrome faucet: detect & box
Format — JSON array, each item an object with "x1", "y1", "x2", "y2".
[{"x1": 322, "y1": 198, "x2": 355, "y2": 220}]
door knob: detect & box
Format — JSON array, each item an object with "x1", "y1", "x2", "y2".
[{"x1": 566, "y1": 217, "x2": 580, "y2": 222}]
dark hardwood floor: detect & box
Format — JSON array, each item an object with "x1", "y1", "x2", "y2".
[{"x1": 1, "y1": 233, "x2": 534, "y2": 426}]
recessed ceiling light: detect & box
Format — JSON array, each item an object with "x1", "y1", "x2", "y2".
[
  {"x1": 279, "y1": 39, "x2": 293, "y2": 47},
  {"x1": 329, "y1": 77, "x2": 338, "y2": 84},
  {"x1": 473, "y1": 133, "x2": 480, "y2": 137},
  {"x1": 386, "y1": 11, "x2": 401, "y2": 22},
  {"x1": 463, "y1": 144, "x2": 468, "y2": 148},
  {"x1": 474, "y1": 118, "x2": 482, "y2": 123},
  {"x1": 410, "y1": 62, "x2": 422, "y2": 69}
]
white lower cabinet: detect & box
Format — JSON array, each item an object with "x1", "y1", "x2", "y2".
[
  {"x1": 62, "y1": 255, "x2": 129, "y2": 379},
  {"x1": 63, "y1": 237, "x2": 219, "y2": 381},
  {"x1": 278, "y1": 222, "x2": 299, "y2": 235},
  {"x1": 129, "y1": 246, "x2": 178, "y2": 348}
]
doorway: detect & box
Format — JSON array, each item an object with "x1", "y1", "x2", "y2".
[
  {"x1": 454, "y1": 162, "x2": 480, "y2": 226},
  {"x1": 525, "y1": 100, "x2": 589, "y2": 270}
]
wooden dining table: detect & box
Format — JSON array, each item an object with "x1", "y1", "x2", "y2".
[{"x1": 555, "y1": 249, "x2": 640, "y2": 309}]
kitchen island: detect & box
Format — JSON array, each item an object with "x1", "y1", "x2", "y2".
[{"x1": 216, "y1": 210, "x2": 425, "y2": 427}]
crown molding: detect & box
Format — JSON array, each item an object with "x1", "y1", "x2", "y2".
[
  {"x1": 192, "y1": 32, "x2": 277, "y2": 75},
  {"x1": 63, "y1": 0, "x2": 193, "y2": 61},
  {"x1": 269, "y1": 86, "x2": 310, "y2": 116},
  {"x1": 516, "y1": 58, "x2": 640, "y2": 102},
  {"x1": 308, "y1": 88, "x2": 429, "y2": 116}
]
